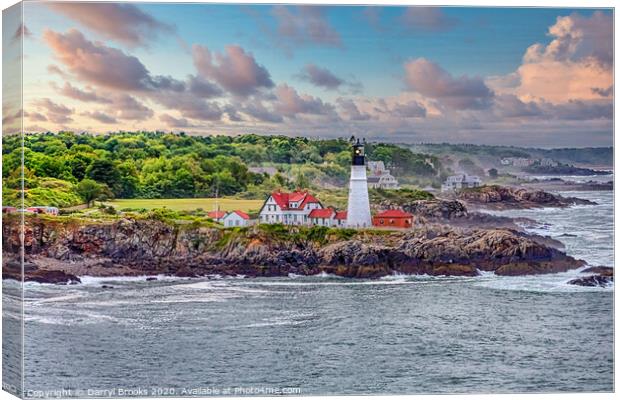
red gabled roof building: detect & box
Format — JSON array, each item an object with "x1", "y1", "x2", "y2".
[
  {"x1": 207, "y1": 210, "x2": 227, "y2": 221},
  {"x1": 222, "y1": 210, "x2": 251, "y2": 227},
  {"x1": 259, "y1": 190, "x2": 323, "y2": 225},
  {"x1": 231, "y1": 210, "x2": 250, "y2": 220},
  {"x1": 308, "y1": 207, "x2": 336, "y2": 226}
]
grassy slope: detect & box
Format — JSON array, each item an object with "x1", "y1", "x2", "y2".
[{"x1": 107, "y1": 198, "x2": 264, "y2": 212}]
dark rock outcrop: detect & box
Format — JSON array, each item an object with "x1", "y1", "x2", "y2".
[
  {"x1": 568, "y1": 275, "x2": 613, "y2": 287},
  {"x1": 457, "y1": 185, "x2": 596, "y2": 209},
  {"x1": 3, "y1": 268, "x2": 81, "y2": 285}
]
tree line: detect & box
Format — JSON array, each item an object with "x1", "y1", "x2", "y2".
[{"x1": 2, "y1": 131, "x2": 444, "y2": 207}]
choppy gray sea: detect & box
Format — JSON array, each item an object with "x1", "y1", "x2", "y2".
[{"x1": 2, "y1": 190, "x2": 613, "y2": 396}]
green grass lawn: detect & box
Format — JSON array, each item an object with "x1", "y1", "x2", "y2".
[{"x1": 107, "y1": 198, "x2": 264, "y2": 212}]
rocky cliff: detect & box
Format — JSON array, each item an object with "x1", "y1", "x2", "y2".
[{"x1": 2, "y1": 216, "x2": 585, "y2": 283}]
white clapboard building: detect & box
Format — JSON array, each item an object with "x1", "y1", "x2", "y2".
[{"x1": 258, "y1": 190, "x2": 323, "y2": 225}]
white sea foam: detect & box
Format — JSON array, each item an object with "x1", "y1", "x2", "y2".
[{"x1": 474, "y1": 266, "x2": 613, "y2": 293}]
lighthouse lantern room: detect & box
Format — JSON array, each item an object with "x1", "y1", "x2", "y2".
[{"x1": 346, "y1": 137, "x2": 372, "y2": 228}]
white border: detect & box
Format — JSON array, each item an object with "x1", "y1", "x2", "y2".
[{"x1": 0, "y1": 1, "x2": 616, "y2": 400}]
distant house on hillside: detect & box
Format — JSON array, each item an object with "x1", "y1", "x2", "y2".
[
  {"x1": 366, "y1": 160, "x2": 399, "y2": 189},
  {"x1": 441, "y1": 174, "x2": 482, "y2": 192},
  {"x1": 539, "y1": 158, "x2": 558, "y2": 167},
  {"x1": 223, "y1": 210, "x2": 251, "y2": 227},
  {"x1": 27, "y1": 206, "x2": 59, "y2": 216},
  {"x1": 259, "y1": 190, "x2": 323, "y2": 225},
  {"x1": 500, "y1": 157, "x2": 558, "y2": 168},
  {"x1": 372, "y1": 209, "x2": 413, "y2": 229},
  {"x1": 500, "y1": 157, "x2": 535, "y2": 167}
]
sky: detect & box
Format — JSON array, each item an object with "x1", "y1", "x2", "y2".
[{"x1": 2, "y1": 2, "x2": 614, "y2": 147}]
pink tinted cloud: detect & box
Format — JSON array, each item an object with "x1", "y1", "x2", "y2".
[
  {"x1": 111, "y1": 95, "x2": 153, "y2": 121},
  {"x1": 23, "y1": 111, "x2": 48, "y2": 122},
  {"x1": 337, "y1": 98, "x2": 371, "y2": 121},
  {"x1": 192, "y1": 44, "x2": 274, "y2": 97},
  {"x1": 274, "y1": 84, "x2": 336, "y2": 118},
  {"x1": 52, "y1": 82, "x2": 112, "y2": 103},
  {"x1": 159, "y1": 114, "x2": 194, "y2": 128},
  {"x1": 32, "y1": 98, "x2": 73, "y2": 124},
  {"x1": 404, "y1": 58, "x2": 493, "y2": 110},
  {"x1": 298, "y1": 64, "x2": 344, "y2": 90},
  {"x1": 11, "y1": 23, "x2": 31, "y2": 43},
  {"x1": 48, "y1": 2, "x2": 173, "y2": 47},
  {"x1": 81, "y1": 111, "x2": 118, "y2": 124},
  {"x1": 514, "y1": 12, "x2": 613, "y2": 104},
  {"x1": 43, "y1": 29, "x2": 153, "y2": 91}
]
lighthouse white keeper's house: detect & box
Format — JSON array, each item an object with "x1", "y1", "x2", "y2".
[{"x1": 346, "y1": 137, "x2": 372, "y2": 228}]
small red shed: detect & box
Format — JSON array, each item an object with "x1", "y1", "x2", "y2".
[{"x1": 372, "y1": 209, "x2": 413, "y2": 228}]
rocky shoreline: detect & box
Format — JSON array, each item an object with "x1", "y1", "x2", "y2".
[{"x1": 2, "y1": 215, "x2": 587, "y2": 284}]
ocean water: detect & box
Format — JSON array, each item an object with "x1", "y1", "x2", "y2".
[{"x1": 2, "y1": 191, "x2": 613, "y2": 396}]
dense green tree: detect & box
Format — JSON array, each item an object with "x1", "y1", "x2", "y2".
[
  {"x1": 86, "y1": 159, "x2": 122, "y2": 195},
  {"x1": 75, "y1": 179, "x2": 104, "y2": 207}
]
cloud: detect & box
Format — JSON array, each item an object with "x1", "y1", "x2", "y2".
[
  {"x1": 404, "y1": 58, "x2": 493, "y2": 109},
  {"x1": 297, "y1": 64, "x2": 344, "y2": 90},
  {"x1": 47, "y1": 65, "x2": 68, "y2": 78},
  {"x1": 32, "y1": 98, "x2": 73, "y2": 124},
  {"x1": 492, "y1": 94, "x2": 542, "y2": 118},
  {"x1": 187, "y1": 75, "x2": 223, "y2": 98},
  {"x1": 2, "y1": 109, "x2": 21, "y2": 126},
  {"x1": 592, "y1": 86, "x2": 613, "y2": 98},
  {"x1": 192, "y1": 44, "x2": 274, "y2": 97},
  {"x1": 400, "y1": 7, "x2": 457, "y2": 32},
  {"x1": 52, "y1": 82, "x2": 112, "y2": 103},
  {"x1": 524, "y1": 11, "x2": 612, "y2": 66},
  {"x1": 541, "y1": 99, "x2": 612, "y2": 121},
  {"x1": 23, "y1": 111, "x2": 47, "y2": 122},
  {"x1": 337, "y1": 98, "x2": 371, "y2": 121},
  {"x1": 159, "y1": 113, "x2": 194, "y2": 128},
  {"x1": 81, "y1": 111, "x2": 118, "y2": 124},
  {"x1": 492, "y1": 12, "x2": 614, "y2": 105},
  {"x1": 11, "y1": 23, "x2": 31, "y2": 43},
  {"x1": 47, "y1": 2, "x2": 173, "y2": 47},
  {"x1": 271, "y1": 6, "x2": 342, "y2": 51},
  {"x1": 274, "y1": 84, "x2": 336, "y2": 118},
  {"x1": 43, "y1": 29, "x2": 154, "y2": 91},
  {"x1": 108, "y1": 94, "x2": 153, "y2": 121},
  {"x1": 236, "y1": 98, "x2": 283, "y2": 123},
  {"x1": 150, "y1": 90, "x2": 222, "y2": 121},
  {"x1": 223, "y1": 105, "x2": 243, "y2": 122},
  {"x1": 392, "y1": 100, "x2": 427, "y2": 118}
]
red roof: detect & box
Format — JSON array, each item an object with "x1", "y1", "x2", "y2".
[
  {"x1": 232, "y1": 210, "x2": 250, "y2": 220},
  {"x1": 207, "y1": 211, "x2": 226, "y2": 219},
  {"x1": 308, "y1": 208, "x2": 335, "y2": 218},
  {"x1": 334, "y1": 211, "x2": 347, "y2": 220},
  {"x1": 269, "y1": 190, "x2": 320, "y2": 211},
  {"x1": 374, "y1": 209, "x2": 413, "y2": 218}
]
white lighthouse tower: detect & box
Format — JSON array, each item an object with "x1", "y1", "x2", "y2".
[{"x1": 346, "y1": 137, "x2": 372, "y2": 228}]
